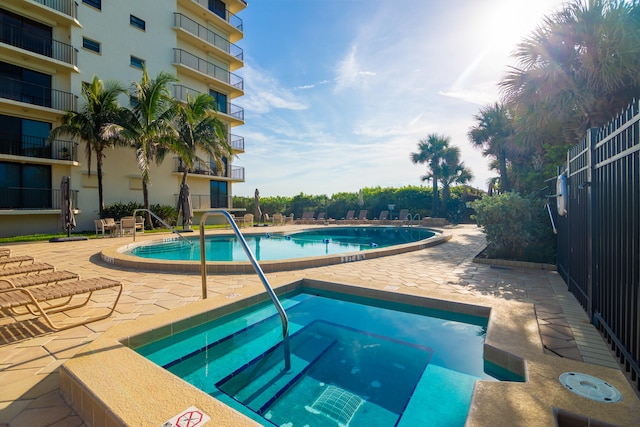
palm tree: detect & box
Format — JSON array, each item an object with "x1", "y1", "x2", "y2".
[
  {"x1": 104, "y1": 68, "x2": 178, "y2": 227},
  {"x1": 49, "y1": 76, "x2": 126, "y2": 218},
  {"x1": 172, "y1": 93, "x2": 231, "y2": 223},
  {"x1": 501, "y1": 0, "x2": 640, "y2": 144},
  {"x1": 438, "y1": 146, "x2": 473, "y2": 216},
  {"x1": 468, "y1": 102, "x2": 514, "y2": 192},
  {"x1": 410, "y1": 134, "x2": 449, "y2": 217}
]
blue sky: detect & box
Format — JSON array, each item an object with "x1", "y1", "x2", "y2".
[{"x1": 235, "y1": 0, "x2": 566, "y2": 197}]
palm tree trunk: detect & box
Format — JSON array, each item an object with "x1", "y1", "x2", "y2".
[
  {"x1": 498, "y1": 150, "x2": 510, "y2": 192},
  {"x1": 142, "y1": 180, "x2": 153, "y2": 229},
  {"x1": 96, "y1": 151, "x2": 105, "y2": 218},
  {"x1": 432, "y1": 179, "x2": 440, "y2": 217},
  {"x1": 176, "y1": 168, "x2": 189, "y2": 226}
]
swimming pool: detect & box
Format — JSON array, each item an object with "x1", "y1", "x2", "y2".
[
  {"x1": 128, "y1": 226, "x2": 436, "y2": 262},
  {"x1": 103, "y1": 226, "x2": 450, "y2": 273},
  {"x1": 136, "y1": 289, "x2": 517, "y2": 427}
]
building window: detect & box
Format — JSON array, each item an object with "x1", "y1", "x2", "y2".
[
  {"x1": 82, "y1": 37, "x2": 101, "y2": 53},
  {"x1": 209, "y1": 90, "x2": 228, "y2": 114},
  {"x1": 82, "y1": 0, "x2": 101, "y2": 10},
  {"x1": 209, "y1": 0, "x2": 226, "y2": 20},
  {"x1": 0, "y1": 61, "x2": 52, "y2": 108},
  {"x1": 130, "y1": 56, "x2": 145, "y2": 69},
  {"x1": 0, "y1": 115, "x2": 51, "y2": 158},
  {"x1": 130, "y1": 15, "x2": 145, "y2": 31},
  {"x1": 210, "y1": 181, "x2": 228, "y2": 208}
]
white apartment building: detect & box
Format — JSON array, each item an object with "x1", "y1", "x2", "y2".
[{"x1": 0, "y1": 0, "x2": 247, "y2": 237}]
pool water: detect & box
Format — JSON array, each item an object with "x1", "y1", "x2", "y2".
[
  {"x1": 128, "y1": 226, "x2": 435, "y2": 262},
  {"x1": 136, "y1": 291, "x2": 510, "y2": 427}
]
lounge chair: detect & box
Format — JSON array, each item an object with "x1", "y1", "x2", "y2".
[
  {"x1": 356, "y1": 210, "x2": 368, "y2": 223},
  {"x1": 395, "y1": 209, "x2": 410, "y2": 224},
  {"x1": 314, "y1": 212, "x2": 326, "y2": 224},
  {"x1": 338, "y1": 210, "x2": 355, "y2": 224},
  {"x1": 297, "y1": 211, "x2": 315, "y2": 224},
  {"x1": 102, "y1": 218, "x2": 118, "y2": 236},
  {"x1": 0, "y1": 248, "x2": 10, "y2": 258},
  {"x1": 0, "y1": 276, "x2": 122, "y2": 331},
  {"x1": 1, "y1": 270, "x2": 79, "y2": 288},
  {"x1": 373, "y1": 210, "x2": 389, "y2": 223},
  {"x1": 284, "y1": 213, "x2": 294, "y2": 224},
  {"x1": 0, "y1": 263, "x2": 55, "y2": 277},
  {"x1": 0, "y1": 255, "x2": 34, "y2": 268}
]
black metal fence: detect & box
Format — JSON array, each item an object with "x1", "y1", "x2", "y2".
[{"x1": 556, "y1": 98, "x2": 639, "y2": 390}]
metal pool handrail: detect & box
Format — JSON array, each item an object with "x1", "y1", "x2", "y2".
[
  {"x1": 199, "y1": 209, "x2": 291, "y2": 371},
  {"x1": 407, "y1": 213, "x2": 421, "y2": 226},
  {"x1": 132, "y1": 208, "x2": 193, "y2": 245}
]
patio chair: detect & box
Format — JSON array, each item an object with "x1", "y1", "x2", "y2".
[
  {"x1": 272, "y1": 213, "x2": 284, "y2": 226},
  {"x1": 243, "y1": 213, "x2": 254, "y2": 228},
  {"x1": 284, "y1": 213, "x2": 294, "y2": 224},
  {"x1": 120, "y1": 216, "x2": 136, "y2": 236},
  {"x1": 0, "y1": 276, "x2": 123, "y2": 331},
  {"x1": 0, "y1": 255, "x2": 34, "y2": 268},
  {"x1": 298, "y1": 211, "x2": 315, "y2": 224},
  {"x1": 395, "y1": 209, "x2": 410, "y2": 224},
  {"x1": 314, "y1": 212, "x2": 326, "y2": 224},
  {"x1": 135, "y1": 216, "x2": 145, "y2": 233}
]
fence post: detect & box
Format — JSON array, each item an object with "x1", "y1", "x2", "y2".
[{"x1": 586, "y1": 127, "x2": 599, "y2": 320}]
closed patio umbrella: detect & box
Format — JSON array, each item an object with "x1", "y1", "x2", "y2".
[
  {"x1": 60, "y1": 176, "x2": 75, "y2": 237},
  {"x1": 180, "y1": 183, "x2": 193, "y2": 230},
  {"x1": 254, "y1": 188, "x2": 262, "y2": 222}
]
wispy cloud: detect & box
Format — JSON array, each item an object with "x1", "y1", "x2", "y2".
[
  {"x1": 241, "y1": 64, "x2": 308, "y2": 114},
  {"x1": 334, "y1": 45, "x2": 377, "y2": 92}
]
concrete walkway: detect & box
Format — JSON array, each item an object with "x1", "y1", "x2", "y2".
[{"x1": 0, "y1": 225, "x2": 628, "y2": 426}]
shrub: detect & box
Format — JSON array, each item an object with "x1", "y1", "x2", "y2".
[
  {"x1": 103, "y1": 202, "x2": 177, "y2": 228},
  {"x1": 470, "y1": 192, "x2": 556, "y2": 263}
]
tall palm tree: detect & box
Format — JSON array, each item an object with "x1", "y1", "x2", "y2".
[
  {"x1": 439, "y1": 146, "x2": 473, "y2": 215},
  {"x1": 410, "y1": 134, "x2": 449, "y2": 217},
  {"x1": 468, "y1": 102, "x2": 514, "y2": 192},
  {"x1": 49, "y1": 75, "x2": 126, "y2": 218},
  {"x1": 104, "y1": 68, "x2": 178, "y2": 227},
  {"x1": 172, "y1": 93, "x2": 231, "y2": 222},
  {"x1": 501, "y1": 0, "x2": 640, "y2": 144}
]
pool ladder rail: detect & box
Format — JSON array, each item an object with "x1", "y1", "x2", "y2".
[
  {"x1": 199, "y1": 209, "x2": 291, "y2": 371},
  {"x1": 406, "y1": 213, "x2": 421, "y2": 226},
  {"x1": 131, "y1": 208, "x2": 193, "y2": 245}
]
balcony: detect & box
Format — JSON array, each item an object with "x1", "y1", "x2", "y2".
[
  {"x1": 182, "y1": 0, "x2": 244, "y2": 42},
  {"x1": 0, "y1": 77, "x2": 77, "y2": 112},
  {"x1": 173, "y1": 84, "x2": 244, "y2": 125},
  {"x1": 0, "y1": 186, "x2": 78, "y2": 210},
  {"x1": 0, "y1": 22, "x2": 78, "y2": 68},
  {"x1": 174, "y1": 157, "x2": 245, "y2": 182},
  {"x1": 173, "y1": 13, "x2": 243, "y2": 70},
  {"x1": 0, "y1": 134, "x2": 78, "y2": 161},
  {"x1": 173, "y1": 49, "x2": 243, "y2": 97},
  {"x1": 32, "y1": 0, "x2": 78, "y2": 20},
  {"x1": 4, "y1": 0, "x2": 79, "y2": 26},
  {"x1": 230, "y1": 134, "x2": 244, "y2": 152}
]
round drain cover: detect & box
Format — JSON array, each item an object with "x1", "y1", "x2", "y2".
[{"x1": 559, "y1": 372, "x2": 622, "y2": 402}]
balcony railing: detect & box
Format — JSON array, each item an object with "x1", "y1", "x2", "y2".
[
  {"x1": 0, "y1": 77, "x2": 77, "y2": 111},
  {"x1": 174, "y1": 13, "x2": 243, "y2": 61},
  {"x1": 0, "y1": 187, "x2": 78, "y2": 210},
  {"x1": 192, "y1": 0, "x2": 243, "y2": 31},
  {"x1": 230, "y1": 134, "x2": 244, "y2": 151},
  {"x1": 0, "y1": 134, "x2": 78, "y2": 161},
  {"x1": 33, "y1": 0, "x2": 78, "y2": 19},
  {"x1": 1, "y1": 22, "x2": 78, "y2": 66},
  {"x1": 173, "y1": 49, "x2": 243, "y2": 91},
  {"x1": 173, "y1": 84, "x2": 244, "y2": 120},
  {"x1": 174, "y1": 158, "x2": 244, "y2": 181},
  {"x1": 174, "y1": 193, "x2": 210, "y2": 210}
]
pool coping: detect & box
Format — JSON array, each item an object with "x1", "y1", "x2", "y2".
[
  {"x1": 58, "y1": 278, "x2": 639, "y2": 427},
  {"x1": 99, "y1": 225, "x2": 451, "y2": 274}
]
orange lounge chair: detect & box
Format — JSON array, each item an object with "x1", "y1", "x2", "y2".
[
  {"x1": 0, "y1": 277, "x2": 123, "y2": 331},
  {"x1": 0, "y1": 263, "x2": 55, "y2": 277},
  {"x1": 0, "y1": 255, "x2": 34, "y2": 268}
]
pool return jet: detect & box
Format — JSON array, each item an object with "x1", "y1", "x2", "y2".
[{"x1": 199, "y1": 210, "x2": 291, "y2": 371}]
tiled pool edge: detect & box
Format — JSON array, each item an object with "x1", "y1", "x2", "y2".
[
  {"x1": 59, "y1": 279, "x2": 640, "y2": 427},
  {"x1": 99, "y1": 227, "x2": 452, "y2": 274}
]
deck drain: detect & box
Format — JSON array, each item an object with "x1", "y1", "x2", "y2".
[
  {"x1": 559, "y1": 372, "x2": 622, "y2": 402},
  {"x1": 305, "y1": 385, "x2": 364, "y2": 426}
]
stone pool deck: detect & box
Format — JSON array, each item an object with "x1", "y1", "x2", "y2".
[{"x1": 0, "y1": 224, "x2": 638, "y2": 426}]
